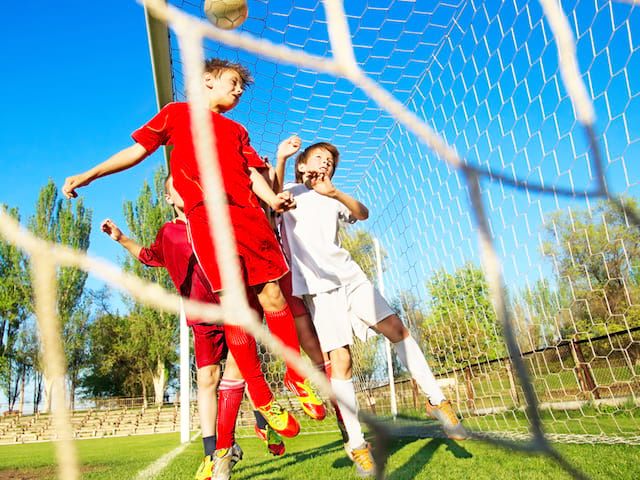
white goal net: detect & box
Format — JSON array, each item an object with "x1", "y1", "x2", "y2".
[{"x1": 1, "y1": 0, "x2": 640, "y2": 478}]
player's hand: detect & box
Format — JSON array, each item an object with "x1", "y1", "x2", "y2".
[
  {"x1": 101, "y1": 219, "x2": 122, "y2": 241},
  {"x1": 306, "y1": 171, "x2": 337, "y2": 197},
  {"x1": 62, "y1": 173, "x2": 91, "y2": 199},
  {"x1": 271, "y1": 191, "x2": 297, "y2": 213},
  {"x1": 277, "y1": 135, "x2": 302, "y2": 160}
]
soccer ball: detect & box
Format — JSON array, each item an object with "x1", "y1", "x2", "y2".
[{"x1": 204, "y1": 0, "x2": 249, "y2": 30}]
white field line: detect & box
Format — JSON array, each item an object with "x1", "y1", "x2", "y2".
[{"x1": 135, "y1": 432, "x2": 200, "y2": 479}]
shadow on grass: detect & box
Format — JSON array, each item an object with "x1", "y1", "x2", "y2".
[
  {"x1": 236, "y1": 438, "x2": 354, "y2": 479},
  {"x1": 385, "y1": 438, "x2": 472, "y2": 479},
  {"x1": 233, "y1": 431, "x2": 473, "y2": 479}
]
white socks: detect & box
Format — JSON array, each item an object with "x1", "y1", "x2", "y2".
[
  {"x1": 394, "y1": 335, "x2": 446, "y2": 406},
  {"x1": 330, "y1": 377, "x2": 365, "y2": 449}
]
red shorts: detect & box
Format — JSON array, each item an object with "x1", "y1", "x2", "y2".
[
  {"x1": 187, "y1": 203, "x2": 288, "y2": 291},
  {"x1": 279, "y1": 270, "x2": 309, "y2": 318},
  {"x1": 192, "y1": 323, "x2": 227, "y2": 369},
  {"x1": 191, "y1": 287, "x2": 264, "y2": 369}
]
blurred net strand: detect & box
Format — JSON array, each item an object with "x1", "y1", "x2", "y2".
[
  {"x1": 144, "y1": 0, "x2": 629, "y2": 202},
  {"x1": 30, "y1": 252, "x2": 80, "y2": 480},
  {"x1": 142, "y1": 0, "x2": 610, "y2": 478},
  {"x1": 0, "y1": 210, "x2": 333, "y2": 428},
  {"x1": 0, "y1": 0, "x2": 636, "y2": 478},
  {"x1": 465, "y1": 167, "x2": 590, "y2": 480},
  {"x1": 169, "y1": 4, "x2": 336, "y2": 401}
]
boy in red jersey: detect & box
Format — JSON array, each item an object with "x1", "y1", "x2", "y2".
[
  {"x1": 62, "y1": 58, "x2": 324, "y2": 440},
  {"x1": 102, "y1": 176, "x2": 249, "y2": 480}
]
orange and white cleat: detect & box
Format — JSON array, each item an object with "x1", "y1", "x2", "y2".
[
  {"x1": 284, "y1": 372, "x2": 326, "y2": 420},
  {"x1": 426, "y1": 399, "x2": 468, "y2": 440},
  {"x1": 256, "y1": 399, "x2": 300, "y2": 438}
]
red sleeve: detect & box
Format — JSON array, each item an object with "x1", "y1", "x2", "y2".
[
  {"x1": 138, "y1": 227, "x2": 166, "y2": 267},
  {"x1": 240, "y1": 126, "x2": 265, "y2": 168},
  {"x1": 131, "y1": 103, "x2": 175, "y2": 154}
]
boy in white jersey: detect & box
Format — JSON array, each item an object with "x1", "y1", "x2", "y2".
[{"x1": 277, "y1": 142, "x2": 468, "y2": 476}]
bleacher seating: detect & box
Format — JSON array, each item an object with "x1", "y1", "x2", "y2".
[{"x1": 0, "y1": 404, "x2": 189, "y2": 444}]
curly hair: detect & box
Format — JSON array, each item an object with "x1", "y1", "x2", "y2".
[{"x1": 204, "y1": 58, "x2": 254, "y2": 88}]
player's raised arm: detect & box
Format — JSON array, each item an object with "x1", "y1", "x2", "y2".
[
  {"x1": 62, "y1": 143, "x2": 149, "y2": 199},
  {"x1": 274, "y1": 135, "x2": 301, "y2": 193},
  {"x1": 249, "y1": 167, "x2": 296, "y2": 212},
  {"x1": 309, "y1": 172, "x2": 369, "y2": 220},
  {"x1": 101, "y1": 218, "x2": 143, "y2": 259}
]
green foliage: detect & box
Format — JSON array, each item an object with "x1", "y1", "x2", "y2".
[
  {"x1": 511, "y1": 279, "x2": 572, "y2": 351},
  {"x1": 27, "y1": 179, "x2": 92, "y2": 324},
  {"x1": 25, "y1": 179, "x2": 93, "y2": 410},
  {"x1": 83, "y1": 311, "x2": 151, "y2": 398},
  {"x1": 119, "y1": 165, "x2": 177, "y2": 402},
  {"x1": 122, "y1": 167, "x2": 174, "y2": 290},
  {"x1": 389, "y1": 291, "x2": 430, "y2": 378},
  {"x1": 339, "y1": 229, "x2": 385, "y2": 282},
  {"x1": 423, "y1": 263, "x2": 505, "y2": 369},
  {"x1": 541, "y1": 197, "x2": 640, "y2": 337},
  {"x1": 351, "y1": 335, "x2": 383, "y2": 388},
  {"x1": 0, "y1": 206, "x2": 31, "y2": 408}
]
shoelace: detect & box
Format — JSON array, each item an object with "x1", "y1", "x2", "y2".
[
  {"x1": 439, "y1": 402, "x2": 459, "y2": 425},
  {"x1": 266, "y1": 402, "x2": 283, "y2": 416},
  {"x1": 352, "y1": 447, "x2": 374, "y2": 470}
]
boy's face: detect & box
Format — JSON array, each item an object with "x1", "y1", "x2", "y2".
[
  {"x1": 298, "y1": 147, "x2": 336, "y2": 180},
  {"x1": 205, "y1": 69, "x2": 244, "y2": 113},
  {"x1": 165, "y1": 177, "x2": 185, "y2": 210}
]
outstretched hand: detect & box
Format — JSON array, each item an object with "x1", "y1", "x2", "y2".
[
  {"x1": 305, "y1": 171, "x2": 337, "y2": 197},
  {"x1": 271, "y1": 191, "x2": 297, "y2": 213},
  {"x1": 277, "y1": 135, "x2": 302, "y2": 160},
  {"x1": 101, "y1": 219, "x2": 122, "y2": 241},
  {"x1": 62, "y1": 173, "x2": 91, "y2": 199}
]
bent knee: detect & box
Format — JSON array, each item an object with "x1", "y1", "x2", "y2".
[{"x1": 196, "y1": 364, "x2": 221, "y2": 390}]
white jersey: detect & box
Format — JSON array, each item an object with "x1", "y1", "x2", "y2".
[{"x1": 280, "y1": 183, "x2": 368, "y2": 296}]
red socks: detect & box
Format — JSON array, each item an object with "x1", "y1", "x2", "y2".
[
  {"x1": 223, "y1": 324, "x2": 272, "y2": 407},
  {"x1": 216, "y1": 378, "x2": 245, "y2": 449},
  {"x1": 264, "y1": 304, "x2": 304, "y2": 383}
]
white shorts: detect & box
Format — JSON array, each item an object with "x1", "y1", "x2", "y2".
[{"x1": 304, "y1": 281, "x2": 395, "y2": 353}]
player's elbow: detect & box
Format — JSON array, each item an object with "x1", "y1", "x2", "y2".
[{"x1": 355, "y1": 206, "x2": 369, "y2": 220}]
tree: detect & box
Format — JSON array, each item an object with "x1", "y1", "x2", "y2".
[
  {"x1": 423, "y1": 263, "x2": 505, "y2": 369},
  {"x1": 339, "y1": 229, "x2": 386, "y2": 282},
  {"x1": 27, "y1": 180, "x2": 92, "y2": 411},
  {"x1": 0, "y1": 205, "x2": 31, "y2": 412},
  {"x1": 389, "y1": 291, "x2": 431, "y2": 378},
  {"x1": 541, "y1": 197, "x2": 640, "y2": 338},
  {"x1": 82, "y1": 309, "x2": 152, "y2": 399},
  {"x1": 351, "y1": 335, "x2": 383, "y2": 390},
  {"x1": 121, "y1": 165, "x2": 178, "y2": 405},
  {"x1": 511, "y1": 279, "x2": 572, "y2": 351}
]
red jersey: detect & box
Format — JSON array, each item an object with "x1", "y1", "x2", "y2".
[
  {"x1": 131, "y1": 102, "x2": 265, "y2": 214},
  {"x1": 138, "y1": 219, "x2": 221, "y2": 328}
]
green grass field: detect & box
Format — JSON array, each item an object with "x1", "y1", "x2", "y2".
[{"x1": 1, "y1": 427, "x2": 640, "y2": 479}]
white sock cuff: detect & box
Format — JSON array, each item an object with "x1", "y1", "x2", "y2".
[{"x1": 219, "y1": 378, "x2": 245, "y2": 391}]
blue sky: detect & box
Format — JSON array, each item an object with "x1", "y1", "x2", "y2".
[
  {"x1": 2, "y1": 0, "x2": 169, "y2": 301},
  {"x1": 3, "y1": 0, "x2": 640, "y2": 311}
]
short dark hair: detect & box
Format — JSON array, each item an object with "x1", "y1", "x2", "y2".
[
  {"x1": 204, "y1": 58, "x2": 253, "y2": 88},
  {"x1": 294, "y1": 142, "x2": 340, "y2": 183}
]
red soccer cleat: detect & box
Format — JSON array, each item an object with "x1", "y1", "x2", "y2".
[
  {"x1": 254, "y1": 423, "x2": 286, "y2": 456},
  {"x1": 256, "y1": 400, "x2": 300, "y2": 438},
  {"x1": 284, "y1": 372, "x2": 326, "y2": 420}
]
